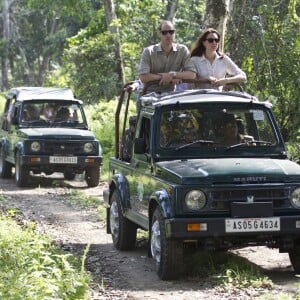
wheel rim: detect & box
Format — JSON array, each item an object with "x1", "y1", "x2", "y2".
[
  {"x1": 110, "y1": 201, "x2": 119, "y2": 240},
  {"x1": 151, "y1": 219, "x2": 161, "y2": 264},
  {"x1": 0, "y1": 154, "x2": 3, "y2": 174},
  {"x1": 15, "y1": 155, "x2": 20, "y2": 182}
]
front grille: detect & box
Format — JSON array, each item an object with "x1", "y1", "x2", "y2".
[
  {"x1": 46, "y1": 142, "x2": 83, "y2": 155},
  {"x1": 25, "y1": 140, "x2": 97, "y2": 156},
  {"x1": 205, "y1": 186, "x2": 292, "y2": 212}
]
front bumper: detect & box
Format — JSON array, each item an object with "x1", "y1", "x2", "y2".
[
  {"x1": 21, "y1": 155, "x2": 102, "y2": 168},
  {"x1": 166, "y1": 215, "x2": 300, "y2": 240}
]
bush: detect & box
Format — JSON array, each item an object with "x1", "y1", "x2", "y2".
[
  {"x1": 85, "y1": 97, "x2": 136, "y2": 177},
  {"x1": 0, "y1": 216, "x2": 90, "y2": 299},
  {"x1": 287, "y1": 142, "x2": 300, "y2": 164}
]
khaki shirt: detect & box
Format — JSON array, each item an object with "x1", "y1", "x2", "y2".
[{"x1": 138, "y1": 43, "x2": 196, "y2": 93}]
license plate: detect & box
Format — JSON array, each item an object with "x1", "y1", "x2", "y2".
[
  {"x1": 49, "y1": 156, "x2": 77, "y2": 164},
  {"x1": 225, "y1": 217, "x2": 280, "y2": 233}
]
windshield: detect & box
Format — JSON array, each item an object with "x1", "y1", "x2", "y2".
[
  {"x1": 20, "y1": 101, "x2": 87, "y2": 128},
  {"x1": 159, "y1": 106, "x2": 279, "y2": 151}
]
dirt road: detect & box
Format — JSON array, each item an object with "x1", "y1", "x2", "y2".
[{"x1": 0, "y1": 175, "x2": 299, "y2": 299}]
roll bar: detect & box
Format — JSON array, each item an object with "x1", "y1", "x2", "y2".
[{"x1": 114, "y1": 80, "x2": 244, "y2": 158}]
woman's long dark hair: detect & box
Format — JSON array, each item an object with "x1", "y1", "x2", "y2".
[{"x1": 191, "y1": 28, "x2": 223, "y2": 57}]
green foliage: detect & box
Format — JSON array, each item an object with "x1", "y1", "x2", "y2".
[
  {"x1": 4, "y1": 0, "x2": 97, "y2": 88},
  {"x1": 63, "y1": 189, "x2": 107, "y2": 221},
  {"x1": 62, "y1": 0, "x2": 206, "y2": 103},
  {"x1": 2, "y1": 0, "x2": 300, "y2": 143},
  {"x1": 227, "y1": 1, "x2": 300, "y2": 141},
  {"x1": 64, "y1": 29, "x2": 122, "y2": 102},
  {"x1": 287, "y1": 140, "x2": 300, "y2": 164},
  {"x1": 259, "y1": 292, "x2": 300, "y2": 300},
  {"x1": 85, "y1": 97, "x2": 136, "y2": 176},
  {"x1": 186, "y1": 251, "x2": 272, "y2": 290},
  {"x1": 0, "y1": 216, "x2": 90, "y2": 299}
]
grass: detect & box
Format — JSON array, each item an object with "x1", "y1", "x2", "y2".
[
  {"x1": 185, "y1": 250, "x2": 272, "y2": 290},
  {"x1": 84, "y1": 98, "x2": 136, "y2": 175},
  {"x1": 258, "y1": 292, "x2": 300, "y2": 300},
  {"x1": 0, "y1": 209, "x2": 90, "y2": 300},
  {"x1": 65, "y1": 189, "x2": 107, "y2": 221}
]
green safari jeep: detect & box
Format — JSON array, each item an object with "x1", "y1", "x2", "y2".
[
  {"x1": 0, "y1": 87, "x2": 102, "y2": 187},
  {"x1": 104, "y1": 82, "x2": 300, "y2": 280}
]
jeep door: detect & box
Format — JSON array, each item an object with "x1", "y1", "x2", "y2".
[{"x1": 128, "y1": 114, "x2": 153, "y2": 228}]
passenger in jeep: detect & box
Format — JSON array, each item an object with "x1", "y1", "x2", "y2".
[
  {"x1": 42, "y1": 104, "x2": 57, "y2": 121},
  {"x1": 160, "y1": 111, "x2": 200, "y2": 147},
  {"x1": 217, "y1": 114, "x2": 253, "y2": 146},
  {"x1": 22, "y1": 104, "x2": 40, "y2": 121},
  {"x1": 55, "y1": 107, "x2": 70, "y2": 122}
]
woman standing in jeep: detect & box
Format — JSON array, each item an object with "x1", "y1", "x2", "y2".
[{"x1": 190, "y1": 28, "x2": 246, "y2": 90}]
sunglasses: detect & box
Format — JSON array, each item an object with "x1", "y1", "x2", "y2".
[
  {"x1": 206, "y1": 38, "x2": 220, "y2": 43},
  {"x1": 161, "y1": 30, "x2": 175, "y2": 35}
]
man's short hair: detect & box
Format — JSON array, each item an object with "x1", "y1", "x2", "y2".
[{"x1": 158, "y1": 20, "x2": 174, "y2": 31}]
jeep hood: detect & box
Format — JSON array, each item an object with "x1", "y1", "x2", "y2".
[
  {"x1": 155, "y1": 158, "x2": 300, "y2": 184},
  {"x1": 19, "y1": 128, "x2": 95, "y2": 140}
]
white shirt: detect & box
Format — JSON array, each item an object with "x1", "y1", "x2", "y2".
[{"x1": 191, "y1": 54, "x2": 246, "y2": 89}]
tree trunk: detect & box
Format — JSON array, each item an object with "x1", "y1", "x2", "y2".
[
  {"x1": 38, "y1": 18, "x2": 58, "y2": 86},
  {"x1": 103, "y1": 0, "x2": 125, "y2": 84},
  {"x1": 203, "y1": 0, "x2": 232, "y2": 52},
  {"x1": 164, "y1": 0, "x2": 179, "y2": 21},
  {"x1": 2, "y1": 0, "x2": 10, "y2": 91}
]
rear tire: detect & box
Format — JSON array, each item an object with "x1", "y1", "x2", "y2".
[
  {"x1": 151, "y1": 207, "x2": 183, "y2": 280},
  {"x1": 15, "y1": 152, "x2": 29, "y2": 187},
  {"x1": 109, "y1": 190, "x2": 137, "y2": 250},
  {"x1": 85, "y1": 166, "x2": 100, "y2": 187}
]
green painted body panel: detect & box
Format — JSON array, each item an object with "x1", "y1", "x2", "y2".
[{"x1": 155, "y1": 158, "x2": 300, "y2": 184}]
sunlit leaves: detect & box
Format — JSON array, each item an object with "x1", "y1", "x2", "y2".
[{"x1": 227, "y1": 0, "x2": 300, "y2": 141}]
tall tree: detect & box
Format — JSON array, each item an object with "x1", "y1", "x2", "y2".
[
  {"x1": 1, "y1": 0, "x2": 10, "y2": 90},
  {"x1": 104, "y1": 0, "x2": 125, "y2": 85},
  {"x1": 164, "y1": 0, "x2": 179, "y2": 21},
  {"x1": 203, "y1": 0, "x2": 232, "y2": 51},
  {"x1": 227, "y1": 0, "x2": 300, "y2": 141}
]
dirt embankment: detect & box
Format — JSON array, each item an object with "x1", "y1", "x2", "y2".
[{"x1": 0, "y1": 175, "x2": 299, "y2": 300}]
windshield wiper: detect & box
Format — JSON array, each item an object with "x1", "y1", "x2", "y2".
[
  {"x1": 22, "y1": 120, "x2": 48, "y2": 126},
  {"x1": 175, "y1": 139, "x2": 218, "y2": 151},
  {"x1": 225, "y1": 140, "x2": 272, "y2": 150}
]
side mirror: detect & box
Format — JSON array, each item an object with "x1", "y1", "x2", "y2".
[{"x1": 134, "y1": 138, "x2": 146, "y2": 154}]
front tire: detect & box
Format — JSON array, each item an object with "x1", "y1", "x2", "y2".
[
  {"x1": 85, "y1": 166, "x2": 100, "y2": 187},
  {"x1": 289, "y1": 241, "x2": 300, "y2": 274},
  {"x1": 151, "y1": 207, "x2": 183, "y2": 280},
  {"x1": 15, "y1": 152, "x2": 29, "y2": 187},
  {"x1": 0, "y1": 147, "x2": 12, "y2": 178},
  {"x1": 110, "y1": 190, "x2": 137, "y2": 250}
]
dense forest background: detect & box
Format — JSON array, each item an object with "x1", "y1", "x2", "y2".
[{"x1": 0, "y1": 0, "x2": 299, "y2": 145}]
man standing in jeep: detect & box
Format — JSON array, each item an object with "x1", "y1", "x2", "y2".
[{"x1": 138, "y1": 20, "x2": 196, "y2": 95}]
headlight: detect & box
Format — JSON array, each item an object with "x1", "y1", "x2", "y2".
[
  {"x1": 83, "y1": 142, "x2": 94, "y2": 153},
  {"x1": 291, "y1": 188, "x2": 300, "y2": 208},
  {"x1": 185, "y1": 190, "x2": 206, "y2": 210},
  {"x1": 30, "y1": 141, "x2": 41, "y2": 152}
]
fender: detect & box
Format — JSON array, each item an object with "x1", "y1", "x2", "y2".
[
  {"x1": 16, "y1": 141, "x2": 24, "y2": 153},
  {"x1": 110, "y1": 172, "x2": 131, "y2": 211},
  {"x1": 0, "y1": 138, "x2": 9, "y2": 155},
  {"x1": 149, "y1": 188, "x2": 174, "y2": 219},
  {"x1": 14, "y1": 141, "x2": 25, "y2": 162}
]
